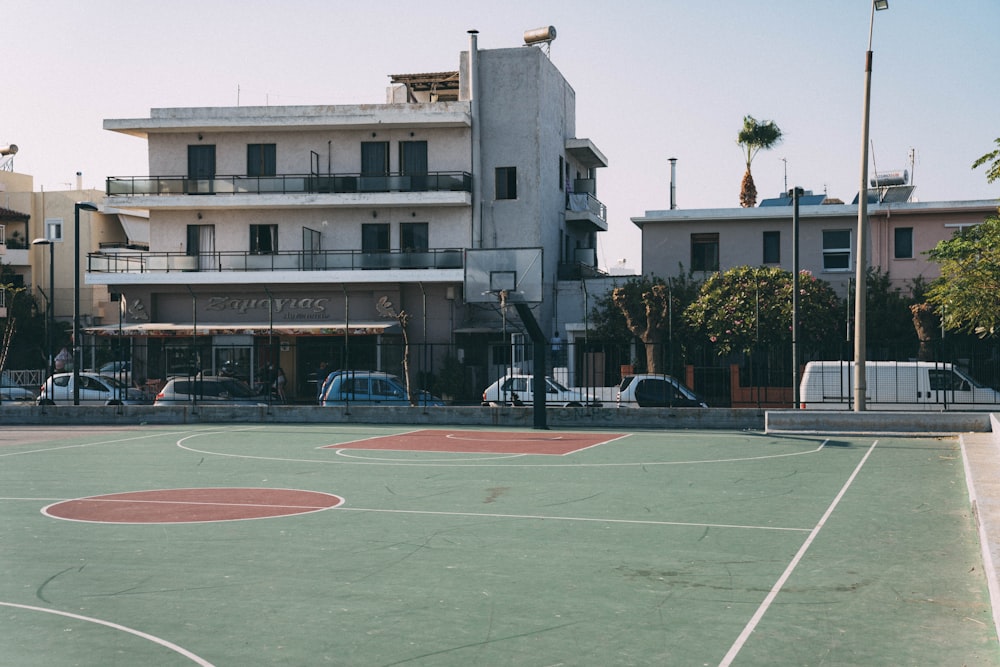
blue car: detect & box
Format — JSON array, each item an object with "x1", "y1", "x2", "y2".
[{"x1": 319, "y1": 371, "x2": 444, "y2": 406}]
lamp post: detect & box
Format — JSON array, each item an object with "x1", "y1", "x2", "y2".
[
  {"x1": 853, "y1": 0, "x2": 889, "y2": 412},
  {"x1": 73, "y1": 201, "x2": 99, "y2": 405},
  {"x1": 31, "y1": 237, "x2": 55, "y2": 377}
]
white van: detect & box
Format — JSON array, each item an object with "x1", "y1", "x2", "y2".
[{"x1": 799, "y1": 361, "x2": 1000, "y2": 411}]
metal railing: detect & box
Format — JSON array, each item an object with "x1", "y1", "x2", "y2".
[
  {"x1": 106, "y1": 171, "x2": 473, "y2": 197},
  {"x1": 87, "y1": 248, "x2": 466, "y2": 274},
  {"x1": 565, "y1": 192, "x2": 607, "y2": 222}
]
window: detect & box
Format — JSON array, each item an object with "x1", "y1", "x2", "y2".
[
  {"x1": 495, "y1": 167, "x2": 517, "y2": 200},
  {"x1": 361, "y1": 142, "x2": 389, "y2": 175},
  {"x1": 894, "y1": 227, "x2": 913, "y2": 259},
  {"x1": 250, "y1": 225, "x2": 278, "y2": 254},
  {"x1": 186, "y1": 225, "x2": 215, "y2": 267},
  {"x1": 399, "y1": 141, "x2": 428, "y2": 190},
  {"x1": 559, "y1": 156, "x2": 564, "y2": 190},
  {"x1": 763, "y1": 231, "x2": 780, "y2": 264},
  {"x1": 247, "y1": 144, "x2": 276, "y2": 177},
  {"x1": 45, "y1": 218, "x2": 63, "y2": 242},
  {"x1": 362, "y1": 223, "x2": 390, "y2": 253},
  {"x1": 187, "y1": 145, "x2": 216, "y2": 179},
  {"x1": 822, "y1": 229, "x2": 852, "y2": 271},
  {"x1": 690, "y1": 233, "x2": 719, "y2": 272},
  {"x1": 400, "y1": 222, "x2": 428, "y2": 253}
]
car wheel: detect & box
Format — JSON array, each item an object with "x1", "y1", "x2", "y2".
[
  {"x1": 566, "y1": 402, "x2": 583, "y2": 408},
  {"x1": 106, "y1": 399, "x2": 123, "y2": 406}
]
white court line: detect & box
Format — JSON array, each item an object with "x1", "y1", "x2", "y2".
[
  {"x1": 336, "y1": 506, "x2": 811, "y2": 533},
  {"x1": 178, "y1": 437, "x2": 828, "y2": 468},
  {"x1": 0, "y1": 601, "x2": 215, "y2": 666},
  {"x1": 718, "y1": 439, "x2": 879, "y2": 667},
  {"x1": 0, "y1": 430, "x2": 197, "y2": 457}
]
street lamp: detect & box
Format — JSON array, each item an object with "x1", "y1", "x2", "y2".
[
  {"x1": 31, "y1": 237, "x2": 55, "y2": 377},
  {"x1": 853, "y1": 0, "x2": 889, "y2": 412},
  {"x1": 73, "y1": 201, "x2": 99, "y2": 405}
]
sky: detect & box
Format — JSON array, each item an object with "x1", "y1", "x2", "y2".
[{"x1": 4, "y1": 0, "x2": 998, "y2": 274}]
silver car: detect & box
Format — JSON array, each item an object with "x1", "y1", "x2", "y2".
[
  {"x1": 38, "y1": 372, "x2": 146, "y2": 405},
  {"x1": 153, "y1": 376, "x2": 269, "y2": 406}
]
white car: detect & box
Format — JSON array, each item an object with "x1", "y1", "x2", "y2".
[
  {"x1": 616, "y1": 373, "x2": 707, "y2": 408},
  {"x1": 482, "y1": 374, "x2": 601, "y2": 407},
  {"x1": 38, "y1": 372, "x2": 146, "y2": 405}
]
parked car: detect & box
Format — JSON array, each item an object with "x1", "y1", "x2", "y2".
[
  {"x1": 1, "y1": 381, "x2": 36, "y2": 402},
  {"x1": 481, "y1": 374, "x2": 601, "y2": 407},
  {"x1": 38, "y1": 372, "x2": 146, "y2": 405},
  {"x1": 93, "y1": 360, "x2": 132, "y2": 385},
  {"x1": 153, "y1": 376, "x2": 269, "y2": 406},
  {"x1": 617, "y1": 373, "x2": 707, "y2": 408},
  {"x1": 319, "y1": 370, "x2": 444, "y2": 406},
  {"x1": 799, "y1": 360, "x2": 1000, "y2": 410}
]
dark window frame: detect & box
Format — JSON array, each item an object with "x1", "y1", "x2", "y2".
[
  {"x1": 495, "y1": 166, "x2": 517, "y2": 200},
  {"x1": 894, "y1": 227, "x2": 914, "y2": 259},
  {"x1": 763, "y1": 230, "x2": 780, "y2": 264},
  {"x1": 250, "y1": 224, "x2": 278, "y2": 255},
  {"x1": 690, "y1": 233, "x2": 720, "y2": 272},
  {"x1": 247, "y1": 143, "x2": 277, "y2": 177},
  {"x1": 400, "y1": 222, "x2": 429, "y2": 253}
]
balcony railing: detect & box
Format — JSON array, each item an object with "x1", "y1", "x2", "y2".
[
  {"x1": 566, "y1": 192, "x2": 607, "y2": 222},
  {"x1": 88, "y1": 248, "x2": 465, "y2": 274},
  {"x1": 106, "y1": 172, "x2": 473, "y2": 197}
]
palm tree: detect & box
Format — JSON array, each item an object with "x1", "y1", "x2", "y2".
[{"x1": 737, "y1": 115, "x2": 783, "y2": 208}]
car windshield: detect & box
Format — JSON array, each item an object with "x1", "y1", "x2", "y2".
[
  {"x1": 546, "y1": 377, "x2": 570, "y2": 392},
  {"x1": 103, "y1": 375, "x2": 129, "y2": 390}
]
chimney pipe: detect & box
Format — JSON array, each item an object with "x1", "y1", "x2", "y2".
[
  {"x1": 668, "y1": 158, "x2": 677, "y2": 210},
  {"x1": 76, "y1": 171, "x2": 82, "y2": 190}
]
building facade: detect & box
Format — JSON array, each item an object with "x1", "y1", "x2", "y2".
[
  {"x1": 91, "y1": 33, "x2": 607, "y2": 400},
  {"x1": 633, "y1": 194, "x2": 998, "y2": 296}
]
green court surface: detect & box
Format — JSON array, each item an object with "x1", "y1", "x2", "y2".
[{"x1": 0, "y1": 425, "x2": 997, "y2": 666}]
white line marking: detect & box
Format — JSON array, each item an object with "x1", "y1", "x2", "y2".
[
  {"x1": 0, "y1": 430, "x2": 196, "y2": 457},
  {"x1": 0, "y1": 600, "x2": 215, "y2": 666},
  {"x1": 717, "y1": 439, "x2": 879, "y2": 667},
  {"x1": 337, "y1": 506, "x2": 811, "y2": 533},
  {"x1": 178, "y1": 438, "x2": 827, "y2": 468}
]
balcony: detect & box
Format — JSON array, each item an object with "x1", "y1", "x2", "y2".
[
  {"x1": 87, "y1": 248, "x2": 465, "y2": 282},
  {"x1": 106, "y1": 171, "x2": 472, "y2": 197},
  {"x1": 565, "y1": 193, "x2": 608, "y2": 232}
]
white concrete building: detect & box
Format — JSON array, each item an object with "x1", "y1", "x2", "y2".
[{"x1": 91, "y1": 32, "x2": 607, "y2": 400}]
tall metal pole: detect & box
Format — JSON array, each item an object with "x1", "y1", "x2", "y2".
[
  {"x1": 854, "y1": 1, "x2": 888, "y2": 412},
  {"x1": 790, "y1": 187, "x2": 802, "y2": 408},
  {"x1": 48, "y1": 241, "x2": 54, "y2": 375},
  {"x1": 73, "y1": 202, "x2": 98, "y2": 405}
]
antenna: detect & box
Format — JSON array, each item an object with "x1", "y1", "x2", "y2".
[{"x1": 908, "y1": 147, "x2": 916, "y2": 187}]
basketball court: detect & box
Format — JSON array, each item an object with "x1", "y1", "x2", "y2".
[{"x1": 1, "y1": 424, "x2": 997, "y2": 665}]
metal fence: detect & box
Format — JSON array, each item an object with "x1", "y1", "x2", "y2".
[{"x1": 14, "y1": 333, "x2": 1000, "y2": 409}]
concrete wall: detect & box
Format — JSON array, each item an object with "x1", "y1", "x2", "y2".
[{"x1": 4, "y1": 405, "x2": 993, "y2": 434}]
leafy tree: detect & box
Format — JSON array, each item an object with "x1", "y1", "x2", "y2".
[
  {"x1": 684, "y1": 266, "x2": 842, "y2": 357},
  {"x1": 972, "y1": 137, "x2": 1000, "y2": 184},
  {"x1": 0, "y1": 265, "x2": 45, "y2": 373},
  {"x1": 863, "y1": 267, "x2": 920, "y2": 358},
  {"x1": 925, "y1": 215, "x2": 1000, "y2": 337},
  {"x1": 590, "y1": 272, "x2": 701, "y2": 373},
  {"x1": 737, "y1": 115, "x2": 783, "y2": 208}
]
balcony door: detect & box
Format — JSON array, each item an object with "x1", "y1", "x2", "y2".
[
  {"x1": 188, "y1": 145, "x2": 216, "y2": 194},
  {"x1": 399, "y1": 141, "x2": 427, "y2": 191},
  {"x1": 187, "y1": 224, "x2": 216, "y2": 270},
  {"x1": 360, "y1": 141, "x2": 389, "y2": 192}
]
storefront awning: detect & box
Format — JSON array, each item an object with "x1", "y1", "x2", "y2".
[{"x1": 83, "y1": 321, "x2": 399, "y2": 337}]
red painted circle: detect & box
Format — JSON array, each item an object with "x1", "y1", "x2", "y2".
[{"x1": 43, "y1": 488, "x2": 343, "y2": 524}]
